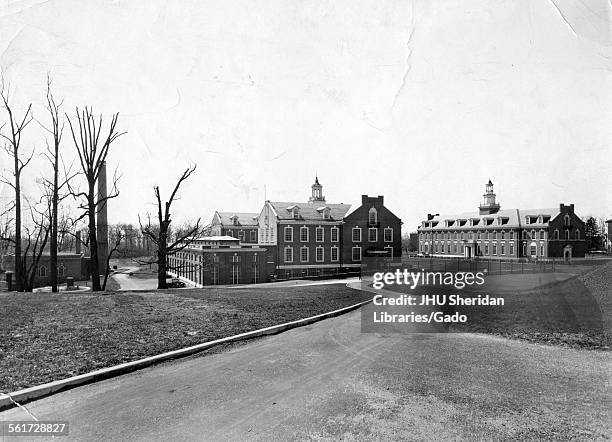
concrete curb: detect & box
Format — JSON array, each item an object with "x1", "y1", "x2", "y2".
[{"x1": 0, "y1": 292, "x2": 372, "y2": 412}]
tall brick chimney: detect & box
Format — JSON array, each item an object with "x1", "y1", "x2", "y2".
[{"x1": 96, "y1": 161, "x2": 108, "y2": 269}]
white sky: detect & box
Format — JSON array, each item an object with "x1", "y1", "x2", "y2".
[{"x1": 0, "y1": 0, "x2": 610, "y2": 232}]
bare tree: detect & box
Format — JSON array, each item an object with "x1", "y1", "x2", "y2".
[
  {"x1": 21, "y1": 193, "x2": 52, "y2": 292},
  {"x1": 39, "y1": 76, "x2": 75, "y2": 292},
  {"x1": 139, "y1": 165, "x2": 206, "y2": 289},
  {"x1": 101, "y1": 224, "x2": 125, "y2": 291},
  {"x1": 66, "y1": 107, "x2": 124, "y2": 291},
  {"x1": 0, "y1": 76, "x2": 33, "y2": 291}
]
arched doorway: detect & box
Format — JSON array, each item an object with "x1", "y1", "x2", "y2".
[{"x1": 563, "y1": 245, "x2": 572, "y2": 263}]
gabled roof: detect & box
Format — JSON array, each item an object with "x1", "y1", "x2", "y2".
[
  {"x1": 268, "y1": 201, "x2": 351, "y2": 221},
  {"x1": 214, "y1": 212, "x2": 259, "y2": 227},
  {"x1": 421, "y1": 207, "x2": 580, "y2": 230}
]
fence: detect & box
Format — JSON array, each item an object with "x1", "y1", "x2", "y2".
[{"x1": 401, "y1": 256, "x2": 565, "y2": 275}]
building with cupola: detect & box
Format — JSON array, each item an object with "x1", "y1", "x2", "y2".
[
  {"x1": 170, "y1": 177, "x2": 403, "y2": 285},
  {"x1": 417, "y1": 180, "x2": 586, "y2": 260}
]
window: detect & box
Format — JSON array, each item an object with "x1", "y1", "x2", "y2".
[
  {"x1": 522, "y1": 231, "x2": 527, "y2": 239},
  {"x1": 540, "y1": 244, "x2": 544, "y2": 256},
  {"x1": 231, "y1": 266, "x2": 240, "y2": 284},
  {"x1": 509, "y1": 243, "x2": 514, "y2": 255},
  {"x1": 331, "y1": 246, "x2": 339, "y2": 262},
  {"x1": 316, "y1": 226, "x2": 324, "y2": 242},
  {"x1": 539, "y1": 230, "x2": 545, "y2": 240},
  {"x1": 300, "y1": 246, "x2": 309, "y2": 262},
  {"x1": 232, "y1": 254, "x2": 240, "y2": 263},
  {"x1": 284, "y1": 247, "x2": 293, "y2": 263},
  {"x1": 385, "y1": 246, "x2": 393, "y2": 258},
  {"x1": 565, "y1": 230, "x2": 570, "y2": 240},
  {"x1": 39, "y1": 266, "x2": 47, "y2": 277},
  {"x1": 554, "y1": 229, "x2": 559, "y2": 240},
  {"x1": 564, "y1": 215, "x2": 570, "y2": 226},
  {"x1": 212, "y1": 266, "x2": 218, "y2": 285},
  {"x1": 368, "y1": 207, "x2": 377, "y2": 224},
  {"x1": 284, "y1": 226, "x2": 293, "y2": 242},
  {"x1": 213, "y1": 254, "x2": 219, "y2": 263},
  {"x1": 384, "y1": 228, "x2": 393, "y2": 242},
  {"x1": 531, "y1": 230, "x2": 536, "y2": 240},
  {"x1": 352, "y1": 227, "x2": 362, "y2": 242},
  {"x1": 575, "y1": 230, "x2": 580, "y2": 240},
  {"x1": 501, "y1": 244, "x2": 505, "y2": 255},
  {"x1": 300, "y1": 226, "x2": 309, "y2": 242},
  {"x1": 530, "y1": 245, "x2": 537, "y2": 256},
  {"x1": 238, "y1": 230, "x2": 245, "y2": 241},
  {"x1": 352, "y1": 246, "x2": 362, "y2": 262},
  {"x1": 493, "y1": 244, "x2": 497, "y2": 255},
  {"x1": 250, "y1": 230, "x2": 257, "y2": 242},
  {"x1": 316, "y1": 246, "x2": 324, "y2": 262},
  {"x1": 331, "y1": 227, "x2": 339, "y2": 242},
  {"x1": 484, "y1": 244, "x2": 489, "y2": 255},
  {"x1": 368, "y1": 228, "x2": 378, "y2": 242},
  {"x1": 58, "y1": 265, "x2": 65, "y2": 277}
]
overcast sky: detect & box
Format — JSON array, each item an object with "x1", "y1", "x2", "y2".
[{"x1": 0, "y1": 0, "x2": 610, "y2": 232}]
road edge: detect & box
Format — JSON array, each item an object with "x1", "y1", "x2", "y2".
[{"x1": 0, "y1": 289, "x2": 371, "y2": 412}]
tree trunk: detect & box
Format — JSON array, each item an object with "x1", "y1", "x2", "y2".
[
  {"x1": 157, "y1": 230, "x2": 167, "y2": 289},
  {"x1": 50, "y1": 147, "x2": 59, "y2": 293},
  {"x1": 88, "y1": 190, "x2": 101, "y2": 291},
  {"x1": 13, "y1": 147, "x2": 22, "y2": 292}
]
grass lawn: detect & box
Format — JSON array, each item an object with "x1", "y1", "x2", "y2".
[
  {"x1": 380, "y1": 262, "x2": 612, "y2": 350},
  {"x1": 0, "y1": 284, "x2": 371, "y2": 393}
]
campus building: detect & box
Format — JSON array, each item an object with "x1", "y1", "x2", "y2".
[
  {"x1": 168, "y1": 236, "x2": 268, "y2": 285},
  {"x1": 417, "y1": 180, "x2": 586, "y2": 260},
  {"x1": 171, "y1": 177, "x2": 403, "y2": 285},
  {"x1": 211, "y1": 212, "x2": 259, "y2": 243}
]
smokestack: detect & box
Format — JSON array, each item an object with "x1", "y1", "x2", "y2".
[
  {"x1": 75, "y1": 230, "x2": 81, "y2": 255},
  {"x1": 97, "y1": 161, "x2": 108, "y2": 268}
]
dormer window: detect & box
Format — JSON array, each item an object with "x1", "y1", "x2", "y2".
[
  {"x1": 287, "y1": 205, "x2": 300, "y2": 219},
  {"x1": 317, "y1": 206, "x2": 331, "y2": 220},
  {"x1": 230, "y1": 215, "x2": 239, "y2": 226}
]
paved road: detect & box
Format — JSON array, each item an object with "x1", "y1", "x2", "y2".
[
  {"x1": 1, "y1": 308, "x2": 610, "y2": 441},
  {"x1": 110, "y1": 266, "x2": 158, "y2": 291}
]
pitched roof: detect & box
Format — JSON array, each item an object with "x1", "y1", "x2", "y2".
[
  {"x1": 215, "y1": 212, "x2": 259, "y2": 227},
  {"x1": 268, "y1": 201, "x2": 351, "y2": 221},
  {"x1": 422, "y1": 208, "x2": 566, "y2": 230}
]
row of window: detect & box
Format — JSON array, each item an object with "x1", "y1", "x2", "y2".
[
  {"x1": 421, "y1": 229, "x2": 580, "y2": 241},
  {"x1": 38, "y1": 265, "x2": 66, "y2": 277},
  {"x1": 283, "y1": 245, "x2": 394, "y2": 263},
  {"x1": 351, "y1": 227, "x2": 393, "y2": 243},
  {"x1": 284, "y1": 226, "x2": 341, "y2": 243},
  {"x1": 421, "y1": 241, "x2": 548, "y2": 257}
]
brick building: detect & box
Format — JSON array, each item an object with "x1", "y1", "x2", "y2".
[
  {"x1": 417, "y1": 180, "x2": 586, "y2": 260},
  {"x1": 168, "y1": 236, "x2": 268, "y2": 285},
  {"x1": 211, "y1": 212, "x2": 259, "y2": 243},
  {"x1": 342, "y1": 195, "x2": 402, "y2": 268}
]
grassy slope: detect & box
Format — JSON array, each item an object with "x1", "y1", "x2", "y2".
[{"x1": 0, "y1": 284, "x2": 370, "y2": 392}]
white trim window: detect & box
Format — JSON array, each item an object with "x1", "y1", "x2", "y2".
[
  {"x1": 316, "y1": 226, "x2": 324, "y2": 242},
  {"x1": 316, "y1": 246, "x2": 324, "y2": 262},
  {"x1": 250, "y1": 230, "x2": 257, "y2": 242},
  {"x1": 300, "y1": 246, "x2": 309, "y2": 262},
  {"x1": 232, "y1": 254, "x2": 241, "y2": 263},
  {"x1": 384, "y1": 246, "x2": 393, "y2": 258},
  {"x1": 284, "y1": 246, "x2": 293, "y2": 263},
  {"x1": 368, "y1": 228, "x2": 378, "y2": 242},
  {"x1": 352, "y1": 246, "x2": 362, "y2": 262},
  {"x1": 238, "y1": 230, "x2": 245, "y2": 241},
  {"x1": 300, "y1": 226, "x2": 309, "y2": 242},
  {"x1": 331, "y1": 246, "x2": 339, "y2": 262},
  {"x1": 384, "y1": 227, "x2": 393, "y2": 242},
  {"x1": 284, "y1": 226, "x2": 293, "y2": 242},
  {"x1": 368, "y1": 207, "x2": 377, "y2": 224},
  {"x1": 352, "y1": 227, "x2": 362, "y2": 242},
  {"x1": 231, "y1": 265, "x2": 240, "y2": 284},
  {"x1": 331, "y1": 226, "x2": 339, "y2": 242}
]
